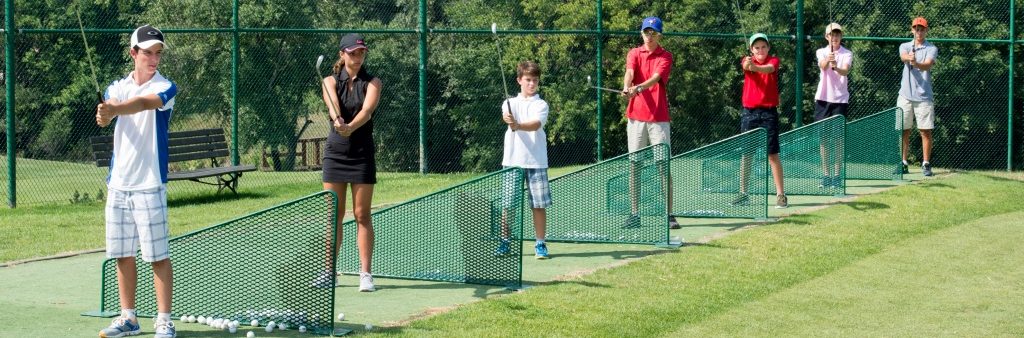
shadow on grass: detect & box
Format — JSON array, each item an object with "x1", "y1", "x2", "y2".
[
  {"x1": 535, "y1": 249, "x2": 665, "y2": 260},
  {"x1": 358, "y1": 281, "x2": 517, "y2": 299},
  {"x1": 841, "y1": 200, "x2": 890, "y2": 211},
  {"x1": 919, "y1": 182, "x2": 954, "y2": 189},
  {"x1": 168, "y1": 191, "x2": 270, "y2": 207}
]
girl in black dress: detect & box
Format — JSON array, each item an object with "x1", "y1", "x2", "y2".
[{"x1": 321, "y1": 33, "x2": 382, "y2": 292}]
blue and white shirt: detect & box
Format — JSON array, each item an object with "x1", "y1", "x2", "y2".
[{"x1": 105, "y1": 71, "x2": 177, "y2": 191}]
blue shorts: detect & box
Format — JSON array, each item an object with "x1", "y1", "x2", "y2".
[{"x1": 741, "y1": 107, "x2": 781, "y2": 155}]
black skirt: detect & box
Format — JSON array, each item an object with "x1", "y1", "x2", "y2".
[{"x1": 322, "y1": 135, "x2": 376, "y2": 184}]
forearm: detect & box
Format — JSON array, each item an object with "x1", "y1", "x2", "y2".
[
  {"x1": 512, "y1": 120, "x2": 541, "y2": 132},
  {"x1": 347, "y1": 79, "x2": 382, "y2": 130},
  {"x1": 107, "y1": 95, "x2": 162, "y2": 115},
  {"x1": 633, "y1": 73, "x2": 662, "y2": 90},
  {"x1": 622, "y1": 70, "x2": 634, "y2": 90},
  {"x1": 749, "y1": 63, "x2": 775, "y2": 73}
]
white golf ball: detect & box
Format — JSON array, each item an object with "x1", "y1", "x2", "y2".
[
  {"x1": 228, "y1": 326, "x2": 237, "y2": 333},
  {"x1": 246, "y1": 331, "x2": 255, "y2": 338},
  {"x1": 364, "y1": 323, "x2": 373, "y2": 331},
  {"x1": 277, "y1": 322, "x2": 286, "y2": 330},
  {"x1": 186, "y1": 315, "x2": 196, "y2": 323},
  {"x1": 196, "y1": 316, "x2": 205, "y2": 324},
  {"x1": 337, "y1": 313, "x2": 345, "y2": 321},
  {"x1": 298, "y1": 325, "x2": 307, "y2": 333},
  {"x1": 179, "y1": 314, "x2": 188, "y2": 322},
  {"x1": 232, "y1": 320, "x2": 240, "y2": 327},
  {"x1": 250, "y1": 319, "x2": 259, "y2": 326},
  {"x1": 266, "y1": 321, "x2": 275, "y2": 327},
  {"x1": 264, "y1": 325, "x2": 274, "y2": 333}
]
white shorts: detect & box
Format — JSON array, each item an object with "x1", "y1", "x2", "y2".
[
  {"x1": 105, "y1": 186, "x2": 171, "y2": 262},
  {"x1": 627, "y1": 120, "x2": 671, "y2": 160},
  {"x1": 897, "y1": 96, "x2": 935, "y2": 130}
]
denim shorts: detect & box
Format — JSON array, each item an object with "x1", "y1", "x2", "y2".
[{"x1": 741, "y1": 107, "x2": 781, "y2": 155}]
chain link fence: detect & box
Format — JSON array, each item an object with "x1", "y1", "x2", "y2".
[{"x1": 2, "y1": 0, "x2": 1021, "y2": 207}]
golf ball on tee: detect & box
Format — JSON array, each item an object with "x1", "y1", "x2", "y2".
[
  {"x1": 228, "y1": 326, "x2": 237, "y2": 334},
  {"x1": 337, "y1": 312, "x2": 345, "y2": 321}
]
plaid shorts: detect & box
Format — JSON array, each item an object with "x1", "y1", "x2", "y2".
[
  {"x1": 502, "y1": 167, "x2": 552, "y2": 209},
  {"x1": 105, "y1": 186, "x2": 171, "y2": 262}
]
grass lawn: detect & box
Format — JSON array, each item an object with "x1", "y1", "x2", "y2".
[
  {"x1": 0, "y1": 159, "x2": 581, "y2": 263},
  {"x1": 368, "y1": 172, "x2": 1024, "y2": 337}
]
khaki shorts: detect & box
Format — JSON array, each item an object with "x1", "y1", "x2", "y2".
[
  {"x1": 627, "y1": 120, "x2": 671, "y2": 161},
  {"x1": 897, "y1": 96, "x2": 935, "y2": 130}
]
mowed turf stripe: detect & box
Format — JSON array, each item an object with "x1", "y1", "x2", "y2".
[
  {"x1": 381, "y1": 174, "x2": 1024, "y2": 337},
  {"x1": 670, "y1": 210, "x2": 1024, "y2": 337}
]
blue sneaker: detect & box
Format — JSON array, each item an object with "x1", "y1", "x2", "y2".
[
  {"x1": 99, "y1": 317, "x2": 141, "y2": 337},
  {"x1": 494, "y1": 239, "x2": 511, "y2": 256},
  {"x1": 153, "y1": 321, "x2": 176, "y2": 338},
  {"x1": 534, "y1": 243, "x2": 549, "y2": 260},
  {"x1": 832, "y1": 176, "x2": 843, "y2": 188}
]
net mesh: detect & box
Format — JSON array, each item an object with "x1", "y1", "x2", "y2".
[
  {"x1": 846, "y1": 107, "x2": 903, "y2": 180},
  {"x1": 337, "y1": 168, "x2": 524, "y2": 288},
  {"x1": 671, "y1": 128, "x2": 768, "y2": 219},
  {"x1": 772, "y1": 115, "x2": 846, "y2": 196},
  {"x1": 524, "y1": 143, "x2": 669, "y2": 244},
  {"x1": 98, "y1": 191, "x2": 338, "y2": 334}
]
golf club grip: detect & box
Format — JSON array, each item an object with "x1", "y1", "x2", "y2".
[{"x1": 96, "y1": 91, "x2": 103, "y2": 104}]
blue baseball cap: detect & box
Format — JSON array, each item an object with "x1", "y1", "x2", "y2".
[{"x1": 641, "y1": 17, "x2": 663, "y2": 33}]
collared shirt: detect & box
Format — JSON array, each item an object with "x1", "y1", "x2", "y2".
[
  {"x1": 104, "y1": 71, "x2": 177, "y2": 191},
  {"x1": 742, "y1": 56, "x2": 780, "y2": 109},
  {"x1": 502, "y1": 93, "x2": 549, "y2": 168},
  {"x1": 625, "y1": 45, "x2": 673, "y2": 122},
  {"x1": 330, "y1": 67, "x2": 376, "y2": 159},
  {"x1": 815, "y1": 45, "x2": 853, "y2": 103},
  {"x1": 898, "y1": 40, "x2": 938, "y2": 102}
]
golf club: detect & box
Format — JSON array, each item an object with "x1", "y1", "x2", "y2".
[
  {"x1": 75, "y1": 3, "x2": 102, "y2": 103},
  {"x1": 829, "y1": 0, "x2": 835, "y2": 70},
  {"x1": 491, "y1": 23, "x2": 517, "y2": 126},
  {"x1": 586, "y1": 75, "x2": 621, "y2": 94},
  {"x1": 314, "y1": 55, "x2": 341, "y2": 125}
]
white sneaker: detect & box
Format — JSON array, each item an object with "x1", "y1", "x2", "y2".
[{"x1": 358, "y1": 272, "x2": 376, "y2": 292}]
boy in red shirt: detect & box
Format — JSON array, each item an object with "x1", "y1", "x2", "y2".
[
  {"x1": 620, "y1": 16, "x2": 680, "y2": 229},
  {"x1": 735, "y1": 33, "x2": 787, "y2": 208}
]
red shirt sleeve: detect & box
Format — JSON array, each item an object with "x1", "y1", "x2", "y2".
[
  {"x1": 768, "y1": 57, "x2": 780, "y2": 73},
  {"x1": 626, "y1": 48, "x2": 638, "y2": 71},
  {"x1": 654, "y1": 52, "x2": 673, "y2": 84}
]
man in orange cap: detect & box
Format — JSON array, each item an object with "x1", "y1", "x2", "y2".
[{"x1": 897, "y1": 16, "x2": 938, "y2": 176}]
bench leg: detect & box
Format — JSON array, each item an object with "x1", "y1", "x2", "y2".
[{"x1": 216, "y1": 173, "x2": 241, "y2": 195}]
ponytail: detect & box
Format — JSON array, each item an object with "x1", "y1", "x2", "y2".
[{"x1": 332, "y1": 56, "x2": 345, "y2": 75}]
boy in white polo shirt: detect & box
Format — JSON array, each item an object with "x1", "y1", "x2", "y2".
[
  {"x1": 495, "y1": 60, "x2": 552, "y2": 259},
  {"x1": 95, "y1": 24, "x2": 179, "y2": 338},
  {"x1": 814, "y1": 22, "x2": 852, "y2": 188}
]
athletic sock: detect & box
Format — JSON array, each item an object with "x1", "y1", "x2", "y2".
[
  {"x1": 922, "y1": 161, "x2": 930, "y2": 166},
  {"x1": 156, "y1": 312, "x2": 172, "y2": 323},
  {"x1": 121, "y1": 309, "x2": 137, "y2": 320},
  {"x1": 902, "y1": 160, "x2": 909, "y2": 165},
  {"x1": 536, "y1": 239, "x2": 545, "y2": 245}
]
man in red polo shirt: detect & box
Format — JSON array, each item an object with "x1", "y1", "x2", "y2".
[{"x1": 621, "y1": 16, "x2": 679, "y2": 229}]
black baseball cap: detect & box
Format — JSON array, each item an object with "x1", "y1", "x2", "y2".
[
  {"x1": 339, "y1": 33, "x2": 367, "y2": 52},
  {"x1": 131, "y1": 25, "x2": 167, "y2": 49}
]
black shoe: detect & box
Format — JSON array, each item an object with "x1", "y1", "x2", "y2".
[
  {"x1": 831, "y1": 176, "x2": 843, "y2": 188},
  {"x1": 622, "y1": 214, "x2": 641, "y2": 229},
  {"x1": 730, "y1": 193, "x2": 749, "y2": 206},
  {"x1": 819, "y1": 176, "x2": 830, "y2": 188},
  {"x1": 894, "y1": 163, "x2": 909, "y2": 175},
  {"x1": 922, "y1": 163, "x2": 933, "y2": 177},
  {"x1": 668, "y1": 216, "x2": 681, "y2": 229}
]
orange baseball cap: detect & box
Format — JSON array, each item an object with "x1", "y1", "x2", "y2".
[{"x1": 911, "y1": 17, "x2": 928, "y2": 28}]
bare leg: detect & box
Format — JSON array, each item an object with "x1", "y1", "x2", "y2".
[
  {"x1": 532, "y1": 208, "x2": 546, "y2": 240},
  {"x1": 901, "y1": 129, "x2": 912, "y2": 163},
  {"x1": 920, "y1": 129, "x2": 933, "y2": 163},
  {"x1": 323, "y1": 182, "x2": 349, "y2": 269},
  {"x1": 351, "y1": 184, "x2": 375, "y2": 274},
  {"x1": 116, "y1": 257, "x2": 138, "y2": 311},
  {"x1": 769, "y1": 153, "x2": 785, "y2": 196},
  {"x1": 629, "y1": 160, "x2": 639, "y2": 214},
  {"x1": 739, "y1": 154, "x2": 750, "y2": 194},
  {"x1": 820, "y1": 143, "x2": 831, "y2": 177},
  {"x1": 152, "y1": 258, "x2": 172, "y2": 313}
]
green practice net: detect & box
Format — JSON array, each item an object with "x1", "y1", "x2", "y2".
[
  {"x1": 672, "y1": 128, "x2": 769, "y2": 219},
  {"x1": 524, "y1": 144, "x2": 670, "y2": 245},
  {"x1": 773, "y1": 115, "x2": 847, "y2": 196},
  {"x1": 338, "y1": 168, "x2": 524, "y2": 289},
  {"x1": 846, "y1": 108, "x2": 903, "y2": 180},
  {"x1": 93, "y1": 191, "x2": 339, "y2": 335}
]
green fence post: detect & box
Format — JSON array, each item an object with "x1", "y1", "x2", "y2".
[
  {"x1": 418, "y1": 0, "x2": 428, "y2": 174},
  {"x1": 595, "y1": 0, "x2": 603, "y2": 161},
  {"x1": 794, "y1": 0, "x2": 804, "y2": 127},
  {"x1": 231, "y1": 0, "x2": 239, "y2": 166},
  {"x1": 5, "y1": 0, "x2": 16, "y2": 208},
  {"x1": 1009, "y1": 0, "x2": 1015, "y2": 171}
]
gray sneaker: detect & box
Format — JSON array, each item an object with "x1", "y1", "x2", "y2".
[
  {"x1": 668, "y1": 216, "x2": 681, "y2": 229},
  {"x1": 922, "y1": 163, "x2": 933, "y2": 177},
  {"x1": 153, "y1": 321, "x2": 176, "y2": 338},
  {"x1": 775, "y1": 194, "x2": 788, "y2": 209},
  {"x1": 358, "y1": 272, "x2": 376, "y2": 292}
]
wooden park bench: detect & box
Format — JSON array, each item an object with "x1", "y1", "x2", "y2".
[{"x1": 90, "y1": 128, "x2": 257, "y2": 194}]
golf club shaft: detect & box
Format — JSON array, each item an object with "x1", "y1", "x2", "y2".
[
  {"x1": 491, "y1": 24, "x2": 516, "y2": 124},
  {"x1": 75, "y1": 4, "x2": 102, "y2": 103}
]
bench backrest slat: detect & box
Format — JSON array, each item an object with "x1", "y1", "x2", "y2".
[{"x1": 91, "y1": 128, "x2": 233, "y2": 168}]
